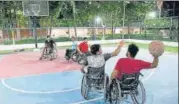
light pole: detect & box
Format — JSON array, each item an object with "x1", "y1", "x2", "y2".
[
  {"x1": 122, "y1": 1, "x2": 125, "y2": 27},
  {"x1": 122, "y1": 1, "x2": 129, "y2": 27},
  {"x1": 122, "y1": 1, "x2": 129, "y2": 39},
  {"x1": 95, "y1": 16, "x2": 101, "y2": 39}
]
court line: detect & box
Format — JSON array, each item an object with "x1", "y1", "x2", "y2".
[
  {"x1": 1, "y1": 54, "x2": 156, "y2": 82},
  {"x1": 141, "y1": 68, "x2": 158, "y2": 82},
  {"x1": 0, "y1": 53, "x2": 157, "y2": 96},
  {"x1": 2, "y1": 68, "x2": 80, "y2": 80},
  {"x1": 0, "y1": 55, "x2": 82, "y2": 94},
  {"x1": 0, "y1": 52, "x2": 81, "y2": 80},
  {"x1": 1, "y1": 79, "x2": 80, "y2": 94},
  {"x1": 71, "y1": 96, "x2": 133, "y2": 104},
  {"x1": 70, "y1": 97, "x2": 103, "y2": 104},
  {"x1": 1, "y1": 68, "x2": 82, "y2": 94}
]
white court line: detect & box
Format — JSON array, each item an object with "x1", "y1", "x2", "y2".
[
  {"x1": 141, "y1": 70, "x2": 156, "y2": 82},
  {"x1": 141, "y1": 67, "x2": 158, "y2": 82},
  {"x1": 70, "y1": 97, "x2": 103, "y2": 104},
  {"x1": 0, "y1": 55, "x2": 82, "y2": 94},
  {"x1": 1, "y1": 66, "x2": 82, "y2": 94},
  {"x1": 1, "y1": 79, "x2": 80, "y2": 94},
  {"x1": 2, "y1": 67, "x2": 80, "y2": 80}
]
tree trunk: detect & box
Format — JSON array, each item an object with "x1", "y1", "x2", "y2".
[
  {"x1": 49, "y1": 16, "x2": 53, "y2": 36},
  {"x1": 111, "y1": 14, "x2": 114, "y2": 39},
  {"x1": 71, "y1": 1, "x2": 77, "y2": 37}
]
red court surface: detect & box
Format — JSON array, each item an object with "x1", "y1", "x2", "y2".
[{"x1": 0, "y1": 50, "x2": 81, "y2": 78}]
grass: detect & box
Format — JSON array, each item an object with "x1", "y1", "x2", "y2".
[
  {"x1": 0, "y1": 48, "x2": 34, "y2": 55},
  {"x1": 0, "y1": 42, "x2": 178, "y2": 55},
  {"x1": 0, "y1": 50, "x2": 14, "y2": 55}
]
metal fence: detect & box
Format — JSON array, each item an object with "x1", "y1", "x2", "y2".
[
  {"x1": 128, "y1": 16, "x2": 178, "y2": 41},
  {"x1": 0, "y1": 16, "x2": 178, "y2": 45}
]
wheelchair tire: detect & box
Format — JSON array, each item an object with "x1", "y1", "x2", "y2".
[
  {"x1": 39, "y1": 57, "x2": 43, "y2": 60},
  {"x1": 104, "y1": 74, "x2": 109, "y2": 101},
  {"x1": 65, "y1": 57, "x2": 70, "y2": 61},
  {"x1": 77, "y1": 55, "x2": 86, "y2": 65},
  {"x1": 131, "y1": 81, "x2": 146, "y2": 104},
  {"x1": 71, "y1": 52, "x2": 78, "y2": 62},
  {"x1": 81, "y1": 75, "x2": 90, "y2": 100},
  {"x1": 110, "y1": 79, "x2": 122, "y2": 104}
]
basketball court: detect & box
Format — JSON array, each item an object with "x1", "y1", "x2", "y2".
[
  {"x1": 0, "y1": 1, "x2": 178, "y2": 104},
  {"x1": 0, "y1": 47, "x2": 178, "y2": 104}
]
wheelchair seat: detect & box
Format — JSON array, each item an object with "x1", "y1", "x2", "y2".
[{"x1": 118, "y1": 73, "x2": 140, "y2": 91}]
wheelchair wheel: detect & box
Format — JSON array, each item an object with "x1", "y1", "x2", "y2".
[
  {"x1": 52, "y1": 50, "x2": 58, "y2": 59},
  {"x1": 77, "y1": 54, "x2": 86, "y2": 65},
  {"x1": 53, "y1": 49, "x2": 58, "y2": 58},
  {"x1": 131, "y1": 81, "x2": 146, "y2": 104},
  {"x1": 104, "y1": 74, "x2": 109, "y2": 101},
  {"x1": 39, "y1": 49, "x2": 47, "y2": 60},
  {"x1": 81, "y1": 75, "x2": 90, "y2": 100},
  {"x1": 39, "y1": 57, "x2": 43, "y2": 60},
  {"x1": 110, "y1": 79, "x2": 121, "y2": 104},
  {"x1": 71, "y1": 52, "x2": 78, "y2": 62}
]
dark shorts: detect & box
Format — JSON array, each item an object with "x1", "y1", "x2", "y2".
[{"x1": 65, "y1": 49, "x2": 76, "y2": 56}]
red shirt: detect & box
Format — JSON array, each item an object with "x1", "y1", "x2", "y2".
[
  {"x1": 79, "y1": 42, "x2": 88, "y2": 53},
  {"x1": 115, "y1": 58, "x2": 151, "y2": 79}
]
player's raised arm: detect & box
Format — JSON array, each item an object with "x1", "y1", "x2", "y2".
[{"x1": 111, "y1": 40, "x2": 124, "y2": 57}]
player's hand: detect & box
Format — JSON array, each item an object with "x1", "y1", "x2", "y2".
[
  {"x1": 119, "y1": 40, "x2": 125, "y2": 47},
  {"x1": 152, "y1": 54, "x2": 159, "y2": 58}
]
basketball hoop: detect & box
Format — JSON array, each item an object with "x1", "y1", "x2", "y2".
[
  {"x1": 22, "y1": 1, "x2": 49, "y2": 49},
  {"x1": 22, "y1": 1, "x2": 49, "y2": 17}
]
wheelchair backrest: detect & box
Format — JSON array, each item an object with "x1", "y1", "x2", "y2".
[{"x1": 120, "y1": 73, "x2": 140, "y2": 88}]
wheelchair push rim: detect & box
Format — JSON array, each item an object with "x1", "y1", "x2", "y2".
[{"x1": 131, "y1": 81, "x2": 146, "y2": 104}]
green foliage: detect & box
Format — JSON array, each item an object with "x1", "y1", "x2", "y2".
[
  {"x1": 144, "y1": 18, "x2": 171, "y2": 28},
  {"x1": 0, "y1": 1, "x2": 158, "y2": 28}
]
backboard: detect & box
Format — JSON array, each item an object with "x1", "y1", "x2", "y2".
[{"x1": 22, "y1": 1, "x2": 49, "y2": 16}]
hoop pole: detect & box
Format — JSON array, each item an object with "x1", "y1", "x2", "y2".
[
  {"x1": 12, "y1": 29, "x2": 15, "y2": 45},
  {"x1": 32, "y1": 17, "x2": 38, "y2": 48}
]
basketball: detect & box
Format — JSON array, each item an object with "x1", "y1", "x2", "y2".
[{"x1": 149, "y1": 40, "x2": 164, "y2": 57}]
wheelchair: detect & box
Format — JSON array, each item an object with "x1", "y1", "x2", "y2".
[
  {"x1": 71, "y1": 51, "x2": 89, "y2": 65},
  {"x1": 39, "y1": 47, "x2": 58, "y2": 61},
  {"x1": 65, "y1": 49, "x2": 74, "y2": 61},
  {"x1": 65, "y1": 49, "x2": 77, "y2": 62},
  {"x1": 106, "y1": 73, "x2": 145, "y2": 104},
  {"x1": 81, "y1": 69, "x2": 109, "y2": 100}
]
